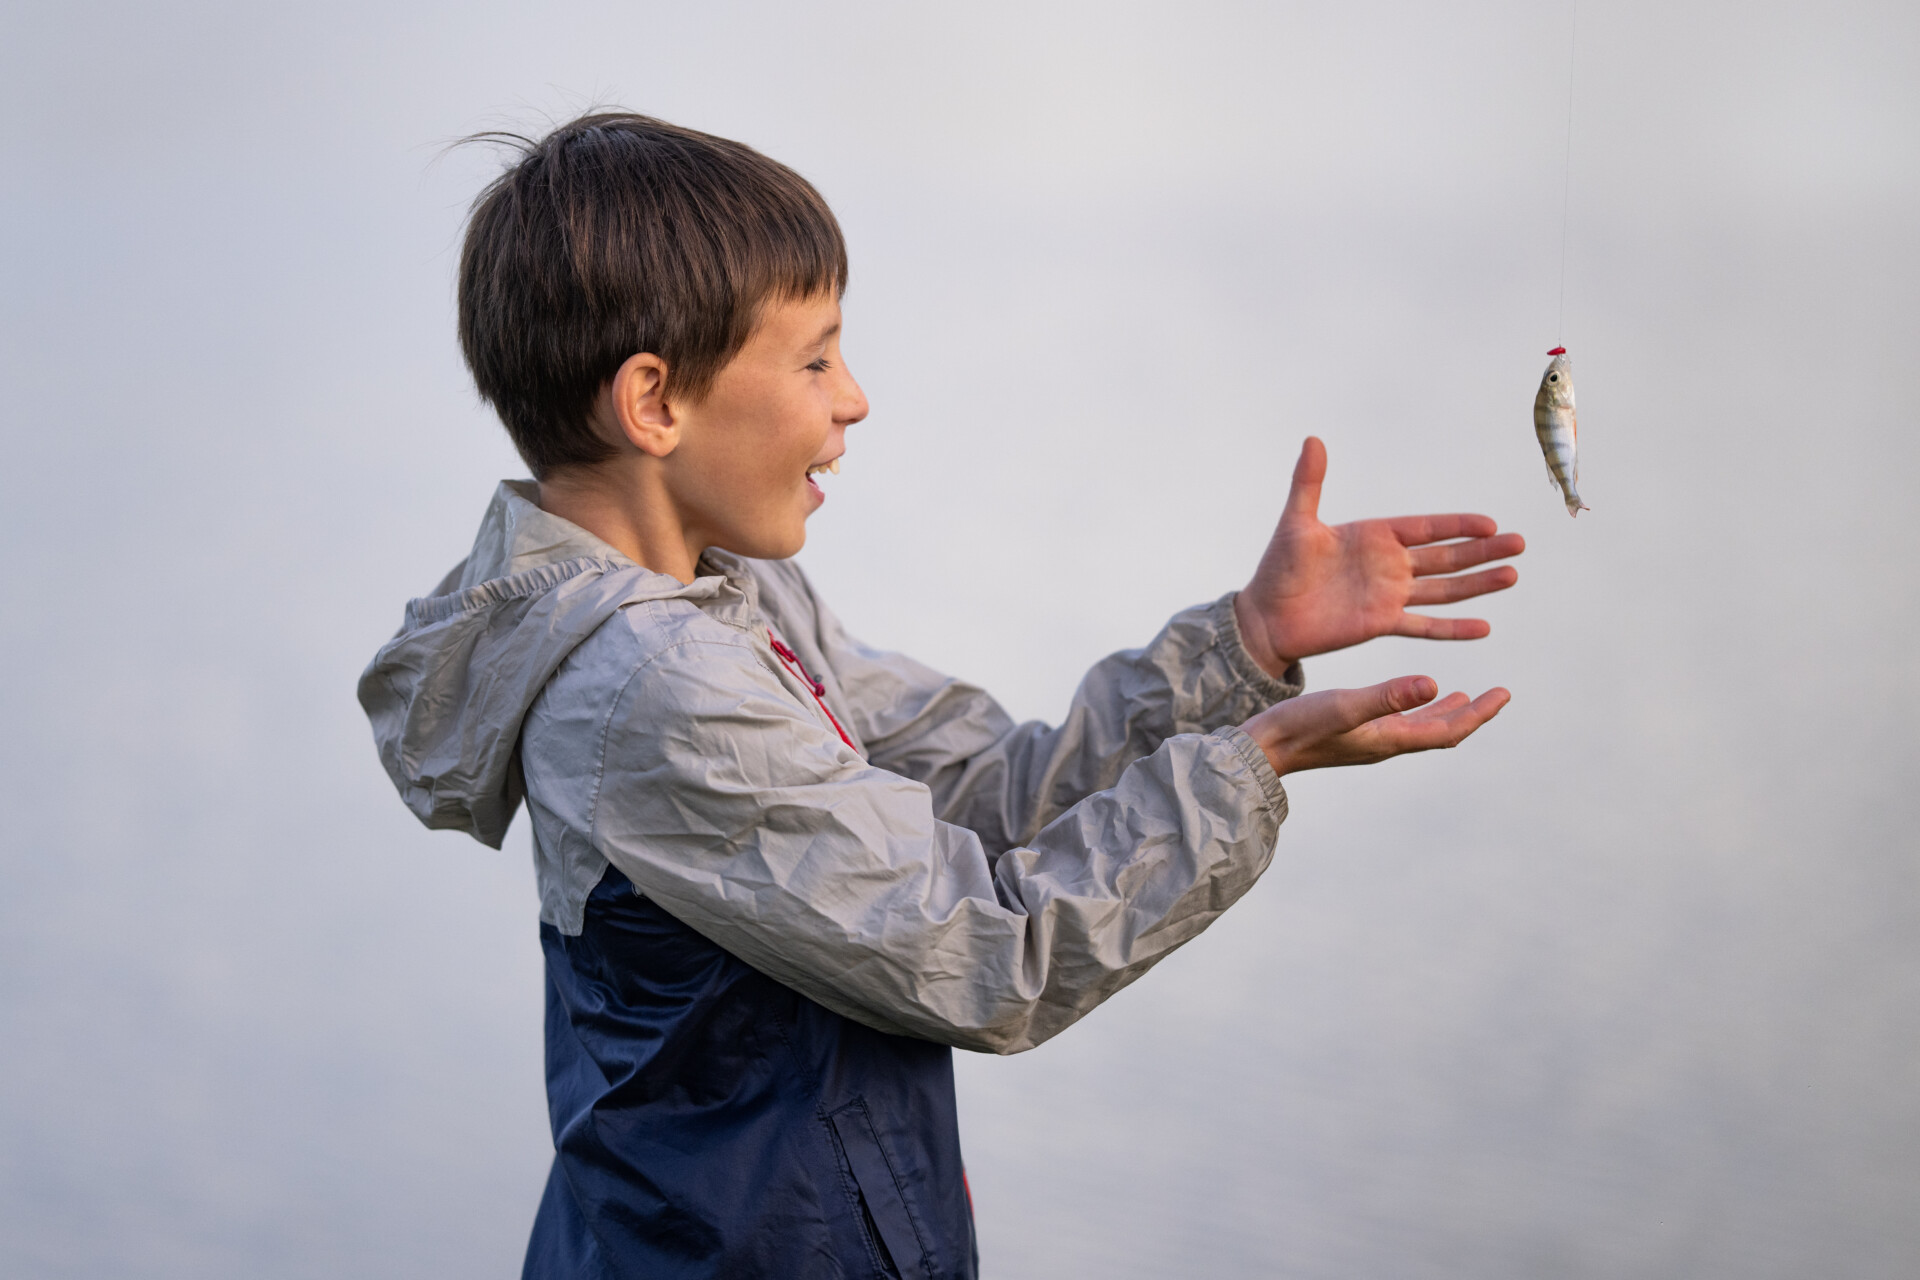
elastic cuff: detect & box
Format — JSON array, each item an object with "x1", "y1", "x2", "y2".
[
  {"x1": 1212, "y1": 593, "x2": 1305, "y2": 704},
  {"x1": 1216, "y1": 725, "x2": 1290, "y2": 824}
]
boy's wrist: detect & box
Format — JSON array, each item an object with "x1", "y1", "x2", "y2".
[
  {"x1": 1240, "y1": 701, "x2": 1296, "y2": 777},
  {"x1": 1229, "y1": 591, "x2": 1299, "y2": 682}
]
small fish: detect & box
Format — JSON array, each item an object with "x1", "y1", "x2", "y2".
[{"x1": 1533, "y1": 346, "x2": 1589, "y2": 516}]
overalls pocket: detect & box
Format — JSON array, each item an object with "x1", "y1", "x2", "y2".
[{"x1": 829, "y1": 1101, "x2": 929, "y2": 1279}]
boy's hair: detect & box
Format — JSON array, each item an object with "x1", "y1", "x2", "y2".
[{"x1": 457, "y1": 112, "x2": 848, "y2": 478}]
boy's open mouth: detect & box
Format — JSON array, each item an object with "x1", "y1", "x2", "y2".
[{"x1": 804, "y1": 456, "x2": 839, "y2": 502}]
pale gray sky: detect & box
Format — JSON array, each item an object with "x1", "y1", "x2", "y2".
[{"x1": 3, "y1": 2, "x2": 1917, "y2": 1276}]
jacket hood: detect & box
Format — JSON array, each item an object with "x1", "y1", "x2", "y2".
[{"x1": 358, "y1": 480, "x2": 747, "y2": 848}]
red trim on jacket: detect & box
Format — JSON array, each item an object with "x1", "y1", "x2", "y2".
[{"x1": 768, "y1": 632, "x2": 857, "y2": 752}]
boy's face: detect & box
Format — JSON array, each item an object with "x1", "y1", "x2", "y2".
[{"x1": 668, "y1": 292, "x2": 868, "y2": 561}]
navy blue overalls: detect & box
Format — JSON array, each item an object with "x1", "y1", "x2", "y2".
[{"x1": 523, "y1": 866, "x2": 980, "y2": 1279}]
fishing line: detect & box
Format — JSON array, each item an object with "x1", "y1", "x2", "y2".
[
  {"x1": 1532, "y1": 0, "x2": 1590, "y2": 520},
  {"x1": 1556, "y1": 0, "x2": 1578, "y2": 343}
]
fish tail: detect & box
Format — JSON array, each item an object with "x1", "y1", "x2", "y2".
[{"x1": 1565, "y1": 492, "x2": 1590, "y2": 517}]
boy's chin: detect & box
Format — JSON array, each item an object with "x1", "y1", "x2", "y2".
[{"x1": 711, "y1": 524, "x2": 807, "y2": 563}]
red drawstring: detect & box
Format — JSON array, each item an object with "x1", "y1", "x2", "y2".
[{"x1": 768, "y1": 632, "x2": 857, "y2": 751}]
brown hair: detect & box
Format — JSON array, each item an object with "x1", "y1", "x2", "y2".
[{"x1": 456, "y1": 112, "x2": 848, "y2": 478}]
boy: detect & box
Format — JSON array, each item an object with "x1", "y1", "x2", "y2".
[{"x1": 360, "y1": 112, "x2": 1521, "y2": 1279}]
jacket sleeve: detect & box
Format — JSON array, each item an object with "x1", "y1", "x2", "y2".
[
  {"x1": 802, "y1": 584, "x2": 1303, "y2": 853},
  {"x1": 587, "y1": 633, "x2": 1290, "y2": 1055}
]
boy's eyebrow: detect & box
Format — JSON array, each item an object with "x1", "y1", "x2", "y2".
[{"x1": 808, "y1": 322, "x2": 839, "y2": 348}]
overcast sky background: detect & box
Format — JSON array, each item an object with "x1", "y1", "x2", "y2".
[{"x1": 3, "y1": 1, "x2": 1916, "y2": 1276}]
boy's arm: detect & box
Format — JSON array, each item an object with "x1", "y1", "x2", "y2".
[
  {"x1": 572, "y1": 634, "x2": 1290, "y2": 1055},
  {"x1": 765, "y1": 562, "x2": 1300, "y2": 852},
  {"x1": 761, "y1": 434, "x2": 1525, "y2": 853}
]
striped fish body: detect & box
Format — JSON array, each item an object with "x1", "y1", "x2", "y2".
[{"x1": 1533, "y1": 349, "x2": 1588, "y2": 516}]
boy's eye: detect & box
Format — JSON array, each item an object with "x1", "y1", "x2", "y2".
[{"x1": 806, "y1": 357, "x2": 833, "y2": 373}]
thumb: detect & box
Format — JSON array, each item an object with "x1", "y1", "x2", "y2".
[
  {"x1": 1339, "y1": 674, "x2": 1438, "y2": 730},
  {"x1": 1282, "y1": 435, "x2": 1328, "y2": 521}
]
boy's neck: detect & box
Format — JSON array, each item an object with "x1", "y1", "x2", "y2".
[{"x1": 537, "y1": 459, "x2": 703, "y2": 585}]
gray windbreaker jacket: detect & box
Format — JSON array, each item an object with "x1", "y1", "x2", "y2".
[{"x1": 360, "y1": 481, "x2": 1302, "y2": 1054}]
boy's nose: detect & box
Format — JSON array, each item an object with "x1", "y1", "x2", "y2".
[{"x1": 835, "y1": 365, "x2": 870, "y2": 427}]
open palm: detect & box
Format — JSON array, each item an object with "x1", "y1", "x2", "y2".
[
  {"x1": 1243, "y1": 675, "x2": 1513, "y2": 775},
  {"x1": 1233, "y1": 437, "x2": 1526, "y2": 674}
]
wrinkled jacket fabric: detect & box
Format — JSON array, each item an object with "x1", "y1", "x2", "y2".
[{"x1": 360, "y1": 482, "x2": 1303, "y2": 1277}]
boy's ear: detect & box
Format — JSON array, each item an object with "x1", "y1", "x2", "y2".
[{"x1": 608, "y1": 352, "x2": 679, "y2": 457}]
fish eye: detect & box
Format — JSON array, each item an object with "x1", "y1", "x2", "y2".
[{"x1": 1548, "y1": 373, "x2": 1559, "y2": 382}]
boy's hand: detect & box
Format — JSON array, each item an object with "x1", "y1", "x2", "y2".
[
  {"x1": 1243, "y1": 675, "x2": 1510, "y2": 776},
  {"x1": 1234, "y1": 437, "x2": 1525, "y2": 677}
]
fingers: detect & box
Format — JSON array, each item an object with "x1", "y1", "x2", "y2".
[
  {"x1": 1467, "y1": 687, "x2": 1512, "y2": 718},
  {"x1": 1402, "y1": 690, "x2": 1471, "y2": 721},
  {"x1": 1429, "y1": 687, "x2": 1510, "y2": 734},
  {"x1": 1406, "y1": 565, "x2": 1519, "y2": 606},
  {"x1": 1281, "y1": 436, "x2": 1327, "y2": 521},
  {"x1": 1443, "y1": 687, "x2": 1512, "y2": 742},
  {"x1": 1408, "y1": 532, "x2": 1527, "y2": 575},
  {"x1": 1392, "y1": 613, "x2": 1494, "y2": 641},
  {"x1": 1371, "y1": 686, "x2": 1510, "y2": 754},
  {"x1": 1388, "y1": 513, "x2": 1500, "y2": 546},
  {"x1": 1395, "y1": 537, "x2": 1523, "y2": 636}
]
